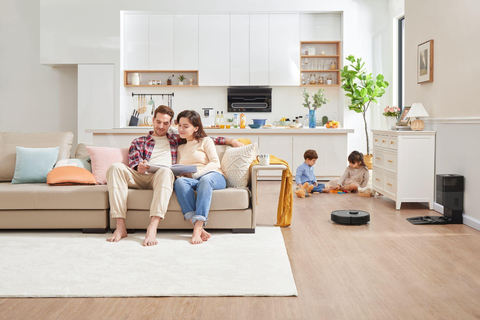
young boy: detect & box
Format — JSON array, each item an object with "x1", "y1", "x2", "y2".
[{"x1": 295, "y1": 149, "x2": 325, "y2": 194}]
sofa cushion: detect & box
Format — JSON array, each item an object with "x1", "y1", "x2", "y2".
[
  {"x1": 0, "y1": 132, "x2": 74, "y2": 182},
  {"x1": 221, "y1": 143, "x2": 257, "y2": 188},
  {"x1": 0, "y1": 182, "x2": 108, "y2": 210},
  {"x1": 127, "y1": 188, "x2": 250, "y2": 211},
  {"x1": 47, "y1": 166, "x2": 97, "y2": 186},
  {"x1": 11, "y1": 147, "x2": 60, "y2": 184},
  {"x1": 86, "y1": 146, "x2": 129, "y2": 185}
]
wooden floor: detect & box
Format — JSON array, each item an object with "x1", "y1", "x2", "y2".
[{"x1": 1, "y1": 181, "x2": 480, "y2": 320}]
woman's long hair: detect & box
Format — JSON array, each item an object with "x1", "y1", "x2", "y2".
[
  {"x1": 348, "y1": 151, "x2": 367, "y2": 169},
  {"x1": 176, "y1": 110, "x2": 207, "y2": 141}
]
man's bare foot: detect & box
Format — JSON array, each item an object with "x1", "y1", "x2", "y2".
[
  {"x1": 143, "y1": 225, "x2": 158, "y2": 246},
  {"x1": 106, "y1": 228, "x2": 127, "y2": 242},
  {"x1": 201, "y1": 229, "x2": 211, "y2": 241}
]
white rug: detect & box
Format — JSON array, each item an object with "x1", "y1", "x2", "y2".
[{"x1": 0, "y1": 227, "x2": 297, "y2": 297}]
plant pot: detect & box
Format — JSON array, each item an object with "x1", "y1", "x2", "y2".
[
  {"x1": 364, "y1": 154, "x2": 373, "y2": 170},
  {"x1": 385, "y1": 117, "x2": 396, "y2": 129},
  {"x1": 309, "y1": 109, "x2": 316, "y2": 128},
  {"x1": 179, "y1": 81, "x2": 184, "y2": 85}
]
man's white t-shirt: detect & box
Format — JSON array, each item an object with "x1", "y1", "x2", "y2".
[{"x1": 148, "y1": 135, "x2": 172, "y2": 166}]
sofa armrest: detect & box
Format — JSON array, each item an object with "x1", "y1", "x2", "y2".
[{"x1": 250, "y1": 164, "x2": 288, "y2": 228}]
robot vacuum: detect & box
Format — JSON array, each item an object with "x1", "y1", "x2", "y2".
[{"x1": 331, "y1": 210, "x2": 370, "y2": 225}]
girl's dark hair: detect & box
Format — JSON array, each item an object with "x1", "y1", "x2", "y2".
[
  {"x1": 176, "y1": 110, "x2": 207, "y2": 141},
  {"x1": 348, "y1": 151, "x2": 367, "y2": 168}
]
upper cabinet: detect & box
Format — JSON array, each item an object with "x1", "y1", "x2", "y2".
[
  {"x1": 174, "y1": 14, "x2": 199, "y2": 70},
  {"x1": 269, "y1": 14, "x2": 300, "y2": 86},
  {"x1": 149, "y1": 14, "x2": 174, "y2": 70},
  {"x1": 230, "y1": 14, "x2": 250, "y2": 86},
  {"x1": 250, "y1": 14, "x2": 269, "y2": 86},
  {"x1": 300, "y1": 13, "x2": 341, "y2": 41},
  {"x1": 124, "y1": 14, "x2": 148, "y2": 70},
  {"x1": 199, "y1": 14, "x2": 230, "y2": 86}
]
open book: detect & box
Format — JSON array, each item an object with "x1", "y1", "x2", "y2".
[{"x1": 147, "y1": 164, "x2": 197, "y2": 176}]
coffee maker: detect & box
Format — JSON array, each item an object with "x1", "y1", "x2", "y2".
[
  {"x1": 201, "y1": 108, "x2": 215, "y2": 128},
  {"x1": 407, "y1": 174, "x2": 464, "y2": 225}
]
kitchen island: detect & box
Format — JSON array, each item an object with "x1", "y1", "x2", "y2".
[{"x1": 86, "y1": 127, "x2": 354, "y2": 179}]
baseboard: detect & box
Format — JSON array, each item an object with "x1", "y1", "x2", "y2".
[
  {"x1": 433, "y1": 202, "x2": 480, "y2": 232},
  {"x1": 463, "y1": 214, "x2": 480, "y2": 232}
]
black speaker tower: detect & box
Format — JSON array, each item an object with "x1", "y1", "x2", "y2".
[{"x1": 407, "y1": 174, "x2": 464, "y2": 225}]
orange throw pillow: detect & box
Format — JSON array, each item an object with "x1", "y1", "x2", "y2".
[{"x1": 47, "y1": 166, "x2": 97, "y2": 186}]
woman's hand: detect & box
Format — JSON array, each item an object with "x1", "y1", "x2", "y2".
[{"x1": 180, "y1": 172, "x2": 193, "y2": 178}]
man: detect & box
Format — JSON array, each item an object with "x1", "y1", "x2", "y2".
[{"x1": 106, "y1": 105, "x2": 243, "y2": 246}]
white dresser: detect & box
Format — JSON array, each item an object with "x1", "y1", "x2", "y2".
[{"x1": 371, "y1": 130, "x2": 436, "y2": 210}]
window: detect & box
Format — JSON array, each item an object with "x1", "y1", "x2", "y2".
[{"x1": 398, "y1": 16, "x2": 405, "y2": 110}]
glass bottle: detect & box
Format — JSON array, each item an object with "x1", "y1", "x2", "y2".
[
  {"x1": 220, "y1": 111, "x2": 225, "y2": 129},
  {"x1": 310, "y1": 74, "x2": 317, "y2": 85},
  {"x1": 233, "y1": 113, "x2": 238, "y2": 128},
  {"x1": 240, "y1": 113, "x2": 246, "y2": 129},
  {"x1": 302, "y1": 74, "x2": 306, "y2": 85},
  {"x1": 330, "y1": 61, "x2": 336, "y2": 70},
  {"x1": 215, "y1": 111, "x2": 220, "y2": 128},
  {"x1": 319, "y1": 76, "x2": 324, "y2": 85}
]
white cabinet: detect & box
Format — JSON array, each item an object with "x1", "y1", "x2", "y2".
[
  {"x1": 78, "y1": 64, "x2": 115, "y2": 145},
  {"x1": 300, "y1": 13, "x2": 341, "y2": 41},
  {"x1": 230, "y1": 14, "x2": 250, "y2": 86},
  {"x1": 124, "y1": 14, "x2": 148, "y2": 70},
  {"x1": 268, "y1": 14, "x2": 300, "y2": 86},
  {"x1": 372, "y1": 130, "x2": 436, "y2": 210},
  {"x1": 250, "y1": 14, "x2": 269, "y2": 86},
  {"x1": 149, "y1": 14, "x2": 174, "y2": 70},
  {"x1": 174, "y1": 14, "x2": 199, "y2": 70},
  {"x1": 199, "y1": 14, "x2": 230, "y2": 86},
  {"x1": 292, "y1": 134, "x2": 347, "y2": 179}
]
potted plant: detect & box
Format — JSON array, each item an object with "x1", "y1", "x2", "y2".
[
  {"x1": 302, "y1": 88, "x2": 328, "y2": 128},
  {"x1": 178, "y1": 75, "x2": 186, "y2": 85},
  {"x1": 383, "y1": 106, "x2": 400, "y2": 129},
  {"x1": 340, "y1": 55, "x2": 389, "y2": 168}
]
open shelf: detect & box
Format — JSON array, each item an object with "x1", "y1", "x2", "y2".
[
  {"x1": 300, "y1": 41, "x2": 341, "y2": 86},
  {"x1": 124, "y1": 70, "x2": 199, "y2": 86}
]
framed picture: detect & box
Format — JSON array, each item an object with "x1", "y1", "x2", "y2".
[
  {"x1": 396, "y1": 106, "x2": 411, "y2": 126},
  {"x1": 418, "y1": 39, "x2": 434, "y2": 83}
]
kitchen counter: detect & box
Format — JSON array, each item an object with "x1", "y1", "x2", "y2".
[{"x1": 86, "y1": 127, "x2": 355, "y2": 134}]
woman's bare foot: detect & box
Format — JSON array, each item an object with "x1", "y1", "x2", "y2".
[
  {"x1": 201, "y1": 229, "x2": 212, "y2": 241},
  {"x1": 143, "y1": 224, "x2": 158, "y2": 246},
  {"x1": 106, "y1": 228, "x2": 127, "y2": 242},
  {"x1": 191, "y1": 221, "x2": 204, "y2": 245}
]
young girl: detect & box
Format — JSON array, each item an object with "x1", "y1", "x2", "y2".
[
  {"x1": 174, "y1": 110, "x2": 227, "y2": 245},
  {"x1": 323, "y1": 151, "x2": 369, "y2": 193}
]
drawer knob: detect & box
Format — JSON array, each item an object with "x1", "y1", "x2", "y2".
[
  {"x1": 391, "y1": 141, "x2": 394, "y2": 144},
  {"x1": 376, "y1": 157, "x2": 381, "y2": 160},
  {"x1": 387, "y1": 183, "x2": 392, "y2": 186},
  {"x1": 382, "y1": 140, "x2": 386, "y2": 143},
  {"x1": 375, "y1": 139, "x2": 378, "y2": 142},
  {"x1": 388, "y1": 160, "x2": 393, "y2": 163},
  {"x1": 376, "y1": 178, "x2": 380, "y2": 181}
]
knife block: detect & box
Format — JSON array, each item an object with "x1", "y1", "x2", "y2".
[{"x1": 128, "y1": 115, "x2": 139, "y2": 126}]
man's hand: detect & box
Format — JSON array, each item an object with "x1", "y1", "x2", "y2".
[
  {"x1": 138, "y1": 160, "x2": 150, "y2": 174},
  {"x1": 180, "y1": 172, "x2": 193, "y2": 178},
  {"x1": 226, "y1": 138, "x2": 244, "y2": 148}
]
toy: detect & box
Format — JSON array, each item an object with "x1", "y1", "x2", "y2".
[
  {"x1": 358, "y1": 186, "x2": 375, "y2": 197},
  {"x1": 295, "y1": 182, "x2": 314, "y2": 198},
  {"x1": 330, "y1": 190, "x2": 347, "y2": 194}
]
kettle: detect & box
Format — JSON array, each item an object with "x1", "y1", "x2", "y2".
[{"x1": 132, "y1": 73, "x2": 142, "y2": 86}]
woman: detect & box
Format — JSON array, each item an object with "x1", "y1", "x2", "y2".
[{"x1": 174, "y1": 110, "x2": 227, "y2": 245}]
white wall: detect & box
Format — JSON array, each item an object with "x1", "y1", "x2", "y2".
[
  {"x1": 405, "y1": 0, "x2": 480, "y2": 226},
  {"x1": 0, "y1": 0, "x2": 78, "y2": 152}
]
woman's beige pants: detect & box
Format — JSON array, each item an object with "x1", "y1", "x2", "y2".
[{"x1": 106, "y1": 163, "x2": 174, "y2": 219}]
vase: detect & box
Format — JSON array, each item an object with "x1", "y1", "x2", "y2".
[
  {"x1": 309, "y1": 109, "x2": 316, "y2": 128},
  {"x1": 385, "y1": 117, "x2": 396, "y2": 129}
]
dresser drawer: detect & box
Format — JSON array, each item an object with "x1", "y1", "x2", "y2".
[
  {"x1": 384, "y1": 152, "x2": 397, "y2": 173},
  {"x1": 384, "y1": 174, "x2": 397, "y2": 196},
  {"x1": 387, "y1": 137, "x2": 398, "y2": 150},
  {"x1": 373, "y1": 150, "x2": 384, "y2": 169},
  {"x1": 380, "y1": 136, "x2": 388, "y2": 148},
  {"x1": 373, "y1": 135, "x2": 382, "y2": 147},
  {"x1": 373, "y1": 170, "x2": 384, "y2": 191}
]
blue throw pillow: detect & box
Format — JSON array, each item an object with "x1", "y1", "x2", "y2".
[{"x1": 11, "y1": 147, "x2": 60, "y2": 184}]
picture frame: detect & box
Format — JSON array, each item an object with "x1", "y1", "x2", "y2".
[
  {"x1": 396, "y1": 106, "x2": 411, "y2": 126},
  {"x1": 417, "y1": 39, "x2": 434, "y2": 83}
]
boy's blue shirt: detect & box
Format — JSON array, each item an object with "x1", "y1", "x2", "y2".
[{"x1": 296, "y1": 162, "x2": 316, "y2": 185}]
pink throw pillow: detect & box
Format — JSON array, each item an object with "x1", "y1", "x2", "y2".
[{"x1": 86, "y1": 146, "x2": 129, "y2": 185}]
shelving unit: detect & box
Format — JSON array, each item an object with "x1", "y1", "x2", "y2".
[
  {"x1": 300, "y1": 41, "x2": 341, "y2": 87},
  {"x1": 124, "y1": 70, "x2": 199, "y2": 87}
]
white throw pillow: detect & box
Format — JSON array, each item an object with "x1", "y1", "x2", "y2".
[{"x1": 221, "y1": 143, "x2": 258, "y2": 188}]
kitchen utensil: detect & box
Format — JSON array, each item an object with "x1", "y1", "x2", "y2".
[
  {"x1": 252, "y1": 119, "x2": 267, "y2": 125},
  {"x1": 129, "y1": 110, "x2": 139, "y2": 126}
]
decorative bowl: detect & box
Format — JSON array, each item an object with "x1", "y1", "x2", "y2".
[
  {"x1": 248, "y1": 124, "x2": 262, "y2": 129},
  {"x1": 252, "y1": 119, "x2": 267, "y2": 125},
  {"x1": 278, "y1": 121, "x2": 290, "y2": 126},
  {"x1": 289, "y1": 123, "x2": 302, "y2": 128}
]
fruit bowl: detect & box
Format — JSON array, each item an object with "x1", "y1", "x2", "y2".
[
  {"x1": 248, "y1": 124, "x2": 262, "y2": 129},
  {"x1": 279, "y1": 121, "x2": 290, "y2": 126},
  {"x1": 325, "y1": 120, "x2": 341, "y2": 129}
]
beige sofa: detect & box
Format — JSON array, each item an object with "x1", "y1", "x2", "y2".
[{"x1": 0, "y1": 132, "x2": 285, "y2": 233}]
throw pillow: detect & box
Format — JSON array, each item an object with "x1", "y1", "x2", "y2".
[
  {"x1": 86, "y1": 146, "x2": 129, "y2": 185},
  {"x1": 11, "y1": 147, "x2": 60, "y2": 184},
  {"x1": 74, "y1": 143, "x2": 91, "y2": 160},
  {"x1": 54, "y1": 158, "x2": 92, "y2": 172},
  {"x1": 47, "y1": 166, "x2": 97, "y2": 186},
  {"x1": 220, "y1": 143, "x2": 257, "y2": 188}
]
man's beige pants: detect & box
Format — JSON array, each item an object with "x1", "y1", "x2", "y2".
[{"x1": 106, "y1": 163, "x2": 174, "y2": 219}]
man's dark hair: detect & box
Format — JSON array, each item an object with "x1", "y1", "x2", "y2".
[{"x1": 154, "y1": 105, "x2": 175, "y2": 121}]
